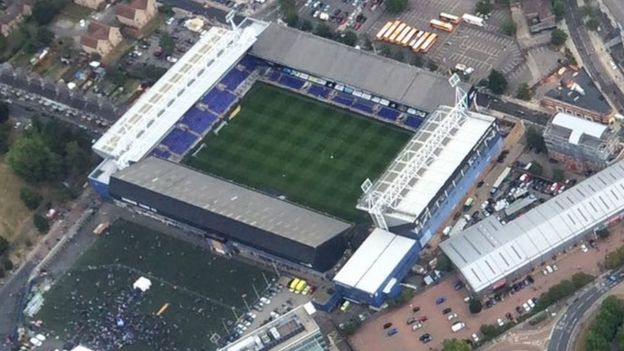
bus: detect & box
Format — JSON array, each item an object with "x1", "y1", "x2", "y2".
[
  {"x1": 439, "y1": 12, "x2": 460, "y2": 24},
  {"x1": 420, "y1": 33, "x2": 438, "y2": 52},
  {"x1": 411, "y1": 32, "x2": 430, "y2": 52},
  {"x1": 462, "y1": 13, "x2": 485, "y2": 27},
  {"x1": 388, "y1": 22, "x2": 407, "y2": 43},
  {"x1": 382, "y1": 20, "x2": 401, "y2": 40},
  {"x1": 93, "y1": 222, "x2": 110, "y2": 236},
  {"x1": 400, "y1": 28, "x2": 418, "y2": 46},
  {"x1": 295, "y1": 280, "x2": 307, "y2": 294},
  {"x1": 408, "y1": 31, "x2": 425, "y2": 47},
  {"x1": 490, "y1": 166, "x2": 511, "y2": 194},
  {"x1": 430, "y1": 19, "x2": 454, "y2": 32},
  {"x1": 395, "y1": 25, "x2": 412, "y2": 44},
  {"x1": 376, "y1": 21, "x2": 394, "y2": 40},
  {"x1": 289, "y1": 278, "x2": 300, "y2": 292}
]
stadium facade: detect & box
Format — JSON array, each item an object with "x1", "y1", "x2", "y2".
[
  {"x1": 441, "y1": 160, "x2": 624, "y2": 294},
  {"x1": 89, "y1": 17, "x2": 496, "y2": 292}
]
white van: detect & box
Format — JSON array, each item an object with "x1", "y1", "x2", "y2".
[{"x1": 451, "y1": 322, "x2": 466, "y2": 332}]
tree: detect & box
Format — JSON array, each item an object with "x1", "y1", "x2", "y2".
[
  {"x1": 314, "y1": 24, "x2": 333, "y2": 39},
  {"x1": 340, "y1": 31, "x2": 358, "y2": 47},
  {"x1": 65, "y1": 141, "x2": 90, "y2": 176},
  {"x1": 525, "y1": 127, "x2": 546, "y2": 153},
  {"x1": 3, "y1": 258, "x2": 13, "y2": 271},
  {"x1": 32, "y1": 0, "x2": 66, "y2": 25},
  {"x1": 529, "y1": 162, "x2": 543, "y2": 176},
  {"x1": 20, "y1": 187, "x2": 43, "y2": 210},
  {"x1": 476, "y1": 0, "x2": 492, "y2": 15},
  {"x1": 279, "y1": 0, "x2": 298, "y2": 27},
  {"x1": 7, "y1": 135, "x2": 63, "y2": 183},
  {"x1": 33, "y1": 213, "x2": 49, "y2": 234},
  {"x1": 392, "y1": 49, "x2": 404, "y2": 62},
  {"x1": 385, "y1": 0, "x2": 407, "y2": 13},
  {"x1": 469, "y1": 298, "x2": 483, "y2": 314},
  {"x1": 516, "y1": 83, "x2": 531, "y2": 100},
  {"x1": 0, "y1": 236, "x2": 8, "y2": 256},
  {"x1": 502, "y1": 19, "x2": 517, "y2": 36},
  {"x1": 436, "y1": 253, "x2": 453, "y2": 272},
  {"x1": 0, "y1": 124, "x2": 9, "y2": 154},
  {"x1": 412, "y1": 54, "x2": 424, "y2": 67},
  {"x1": 442, "y1": 339, "x2": 471, "y2": 351},
  {"x1": 427, "y1": 60, "x2": 439, "y2": 72},
  {"x1": 487, "y1": 70, "x2": 508, "y2": 94},
  {"x1": 299, "y1": 19, "x2": 313, "y2": 32},
  {"x1": 158, "y1": 4, "x2": 175, "y2": 16},
  {"x1": 34, "y1": 27, "x2": 55, "y2": 48},
  {"x1": 551, "y1": 28, "x2": 568, "y2": 46},
  {"x1": 379, "y1": 44, "x2": 392, "y2": 57},
  {"x1": 552, "y1": 0, "x2": 565, "y2": 21},
  {"x1": 0, "y1": 101, "x2": 9, "y2": 124},
  {"x1": 586, "y1": 17, "x2": 599, "y2": 31},
  {"x1": 106, "y1": 65, "x2": 127, "y2": 86},
  {"x1": 159, "y1": 33, "x2": 175, "y2": 56},
  {"x1": 360, "y1": 34, "x2": 372, "y2": 50},
  {"x1": 552, "y1": 168, "x2": 565, "y2": 182}
]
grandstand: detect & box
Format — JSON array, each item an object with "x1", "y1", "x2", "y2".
[
  {"x1": 441, "y1": 160, "x2": 624, "y2": 294},
  {"x1": 89, "y1": 18, "x2": 485, "y2": 274}
]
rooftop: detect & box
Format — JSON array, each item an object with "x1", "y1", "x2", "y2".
[
  {"x1": 545, "y1": 68, "x2": 612, "y2": 114},
  {"x1": 333, "y1": 228, "x2": 416, "y2": 294},
  {"x1": 250, "y1": 23, "x2": 469, "y2": 114},
  {"x1": 358, "y1": 106, "x2": 495, "y2": 223},
  {"x1": 218, "y1": 303, "x2": 323, "y2": 351},
  {"x1": 440, "y1": 160, "x2": 624, "y2": 293},
  {"x1": 112, "y1": 157, "x2": 351, "y2": 248},
  {"x1": 80, "y1": 21, "x2": 117, "y2": 49},
  {"x1": 549, "y1": 112, "x2": 608, "y2": 145},
  {"x1": 92, "y1": 20, "x2": 268, "y2": 168},
  {"x1": 115, "y1": 0, "x2": 152, "y2": 19}
]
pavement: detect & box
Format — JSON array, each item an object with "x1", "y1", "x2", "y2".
[
  {"x1": 0, "y1": 190, "x2": 98, "y2": 349},
  {"x1": 475, "y1": 92, "x2": 550, "y2": 126},
  {"x1": 564, "y1": 0, "x2": 624, "y2": 112},
  {"x1": 548, "y1": 269, "x2": 624, "y2": 351}
]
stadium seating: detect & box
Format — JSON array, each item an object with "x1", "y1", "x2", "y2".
[
  {"x1": 308, "y1": 85, "x2": 330, "y2": 99},
  {"x1": 238, "y1": 55, "x2": 258, "y2": 72},
  {"x1": 202, "y1": 89, "x2": 236, "y2": 115},
  {"x1": 180, "y1": 107, "x2": 219, "y2": 134},
  {"x1": 279, "y1": 75, "x2": 305, "y2": 90},
  {"x1": 151, "y1": 148, "x2": 171, "y2": 159},
  {"x1": 377, "y1": 107, "x2": 400, "y2": 121},
  {"x1": 332, "y1": 92, "x2": 354, "y2": 106},
  {"x1": 352, "y1": 99, "x2": 374, "y2": 114},
  {"x1": 269, "y1": 71, "x2": 281, "y2": 82},
  {"x1": 221, "y1": 68, "x2": 249, "y2": 91},
  {"x1": 404, "y1": 116, "x2": 423, "y2": 129},
  {"x1": 161, "y1": 128, "x2": 199, "y2": 155}
]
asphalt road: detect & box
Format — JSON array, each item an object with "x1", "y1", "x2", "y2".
[
  {"x1": 0, "y1": 261, "x2": 34, "y2": 347},
  {"x1": 548, "y1": 271, "x2": 624, "y2": 351},
  {"x1": 565, "y1": 0, "x2": 624, "y2": 112},
  {"x1": 476, "y1": 92, "x2": 549, "y2": 126}
]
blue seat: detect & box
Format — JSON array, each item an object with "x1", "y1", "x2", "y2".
[{"x1": 378, "y1": 107, "x2": 400, "y2": 121}]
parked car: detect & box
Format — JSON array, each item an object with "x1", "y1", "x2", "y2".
[
  {"x1": 435, "y1": 296, "x2": 446, "y2": 305},
  {"x1": 447, "y1": 313, "x2": 458, "y2": 320},
  {"x1": 420, "y1": 333, "x2": 432, "y2": 343},
  {"x1": 442, "y1": 308, "x2": 452, "y2": 315},
  {"x1": 387, "y1": 328, "x2": 398, "y2": 337},
  {"x1": 411, "y1": 322, "x2": 423, "y2": 330}
]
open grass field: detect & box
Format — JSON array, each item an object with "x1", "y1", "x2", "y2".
[
  {"x1": 36, "y1": 220, "x2": 276, "y2": 351},
  {"x1": 0, "y1": 159, "x2": 31, "y2": 242},
  {"x1": 186, "y1": 83, "x2": 412, "y2": 221}
]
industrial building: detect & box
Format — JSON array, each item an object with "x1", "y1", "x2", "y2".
[
  {"x1": 218, "y1": 303, "x2": 329, "y2": 351},
  {"x1": 109, "y1": 157, "x2": 351, "y2": 271},
  {"x1": 440, "y1": 160, "x2": 624, "y2": 294},
  {"x1": 544, "y1": 112, "x2": 622, "y2": 172},
  {"x1": 541, "y1": 68, "x2": 614, "y2": 124},
  {"x1": 333, "y1": 228, "x2": 418, "y2": 307}
]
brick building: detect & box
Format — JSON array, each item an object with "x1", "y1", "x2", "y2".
[
  {"x1": 115, "y1": 0, "x2": 157, "y2": 30},
  {"x1": 80, "y1": 21, "x2": 123, "y2": 58},
  {"x1": 0, "y1": 0, "x2": 34, "y2": 37}
]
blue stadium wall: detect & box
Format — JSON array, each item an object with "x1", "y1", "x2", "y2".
[
  {"x1": 393, "y1": 126, "x2": 503, "y2": 248},
  {"x1": 335, "y1": 242, "x2": 420, "y2": 307}
]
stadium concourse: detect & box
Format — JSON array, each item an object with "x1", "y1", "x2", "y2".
[
  {"x1": 441, "y1": 160, "x2": 624, "y2": 295},
  {"x1": 87, "y1": 15, "x2": 503, "y2": 309}
]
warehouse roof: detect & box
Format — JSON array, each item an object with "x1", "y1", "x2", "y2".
[
  {"x1": 334, "y1": 228, "x2": 416, "y2": 295},
  {"x1": 550, "y1": 112, "x2": 608, "y2": 145},
  {"x1": 112, "y1": 157, "x2": 351, "y2": 248},
  {"x1": 440, "y1": 160, "x2": 624, "y2": 293},
  {"x1": 251, "y1": 24, "x2": 469, "y2": 113}
]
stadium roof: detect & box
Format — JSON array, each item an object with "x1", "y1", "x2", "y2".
[
  {"x1": 358, "y1": 107, "x2": 495, "y2": 223},
  {"x1": 251, "y1": 24, "x2": 469, "y2": 114},
  {"x1": 93, "y1": 19, "x2": 268, "y2": 168},
  {"x1": 112, "y1": 157, "x2": 351, "y2": 248},
  {"x1": 334, "y1": 228, "x2": 416, "y2": 295},
  {"x1": 440, "y1": 160, "x2": 624, "y2": 293},
  {"x1": 550, "y1": 112, "x2": 608, "y2": 145}
]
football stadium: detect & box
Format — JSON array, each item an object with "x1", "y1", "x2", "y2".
[{"x1": 89, "y1": 16, "x2": 503, "y2": 305}]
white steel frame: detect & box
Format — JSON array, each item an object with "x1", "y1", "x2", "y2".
[{"x1": 361, "y1": 74, "x2": 470, "y2": 229}]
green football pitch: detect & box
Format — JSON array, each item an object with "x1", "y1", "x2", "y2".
[
  {"x1": 186, "y1": 83, "x2": 412, "y2": 221},
  {"x1": 36, "y1": 220, "x2": 276, "y2": 351}
]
